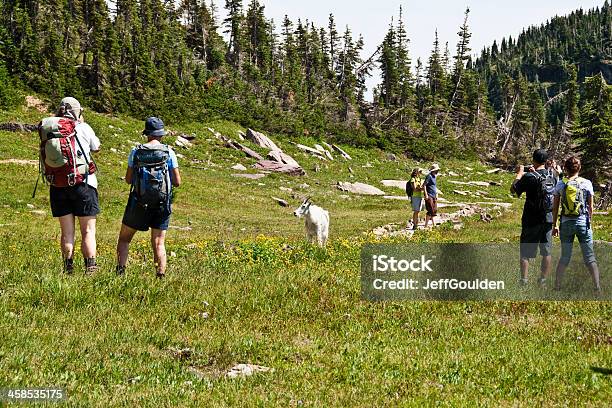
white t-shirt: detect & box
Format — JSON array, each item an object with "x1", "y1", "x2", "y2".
[
  {"x1": 75, "y1": 122, "x2": 100, "y2": 189},
  {"x1": 553, "y1": 177, "x2": 594, "y2": 223}
]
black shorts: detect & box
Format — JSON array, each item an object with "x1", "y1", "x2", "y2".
[
  {"x1": 122, "y1": 197, "x2": 171, "y2": 231},
  {"x1": 50, "y1": 184, "x2": 100, "y2": 218},
  {"x1": 520, "y1": 223, "x2": 553, "y2": 259}
]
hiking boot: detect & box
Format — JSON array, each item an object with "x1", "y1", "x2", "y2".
[
  {"x1": 537, "y1": 277, "x2": 547, "y2": 288},
  {"x1": 156, "y1": 271, "x2": 165, "y2": 279},
  {"x1": 84, "y1": 257, "x2": 98, "y2": 275},
  {"x1": 63, "y1": 258, "x2": 74, "y2": 275},
  {"x1": 116, "y1": 265, "x2": 126, "y2": 276},
  {"x1": 519, "y1": 278, "x2": 529, "y2": 287}
]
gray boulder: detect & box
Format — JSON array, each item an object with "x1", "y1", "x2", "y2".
[{"x1": 246, "y1": 129, "x2": 280, "y2": 150}]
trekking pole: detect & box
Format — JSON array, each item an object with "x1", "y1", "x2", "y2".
[
  {"x1": 31, "y1": 158, "x2": 41, "y2": 199},
  {"x1": 31, "y1": 172, "x2": 40, "y2": 199}
]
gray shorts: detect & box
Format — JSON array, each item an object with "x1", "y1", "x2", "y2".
[
  {"x1": 411, "y1": 196, "x2": 423, "y2": 212},
  {"x1": 520, "y1": 223, "x2": 553, "y2": 259}
]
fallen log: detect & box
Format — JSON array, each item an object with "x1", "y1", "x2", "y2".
[{"x1": 0, "y1": 123, "x2": 38, "y2": 132}]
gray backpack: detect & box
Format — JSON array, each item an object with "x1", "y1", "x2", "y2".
[{"x1": 131, "y1": 144, "x2": 171, "y2": 210}]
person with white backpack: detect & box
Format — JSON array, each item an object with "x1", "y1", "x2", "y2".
[
  {"x1": 37, "y1": 97, "x2": 100, "y2": 274},
  {"x1": 552, "y1": 156, "x2": 601, "y2": 292}
]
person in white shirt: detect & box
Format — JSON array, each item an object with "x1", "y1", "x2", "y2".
[{"x1": 49, "y1": 97, "x2": 101, "y2": 274}]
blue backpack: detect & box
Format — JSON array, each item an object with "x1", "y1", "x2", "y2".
[{"x1": 131, "y1": 144, "x2": 172, "y2": 210}]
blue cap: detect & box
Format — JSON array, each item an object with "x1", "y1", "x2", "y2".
[{"x1": 143, "y1": 117, "x2": 166, "y2": 137}]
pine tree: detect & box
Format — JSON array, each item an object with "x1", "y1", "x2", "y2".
[
  {"x1": 575, "y1": 73, "x2": 612, "y2": 182},
  {"x1": 378, "y1": 19, "x2": 398, "y2": 108},
  {"x1": 224, "y1": 0, "x2": 243, "y2": 69},
  {"x1": 328, "y1": 14, "x2": 339, "y2": 73},
  {"x1": 447, "y1": 7, "x2": 472, "y2": 126}
]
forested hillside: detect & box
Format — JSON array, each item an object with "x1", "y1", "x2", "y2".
[{"x1": 0, "y1": 1, "x2": 610, "y2": 182}]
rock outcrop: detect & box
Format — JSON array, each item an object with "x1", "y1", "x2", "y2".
[
  {"x1": 254, "y1": 160, "x2": 306, "y2": 176},
  {"x1": 337, "y1": 181, "x2": 385, "y2": 196},
  {"x1": 246, "y1": 129, "x2": 280, "y2": 150}
]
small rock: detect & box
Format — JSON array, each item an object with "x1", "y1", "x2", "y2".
[
  {"x1": 110, "y1": 148, "x2": 118, "y2": 153},
  {"x1": 271, "y1": 196, "x2": 288, "y2": 207},
  {"x1": 30, "y1": 210, "x2": 46, "y2": 215},
  {"x1": 279, "y1": 187, "x2": 293, "y2": 192},
  {"x1": 225, "y1": 364, "x2": 273, "y2": 379},
  {"x1": 298, "y1": 183, "x2": 310, "y2": 189},
  {"x1": 486, "y1": 168, "x2": 503, "y2": 174},
  {"x1": 170, "y1": 251, "x2": 177, "y2": 257},
  {"x1": 232, "y1": 173, "x2": 266, "y2": 180},
  {"x1": 26, "y1": 204, "x2": 35, "y2": 209},
  {"x1": 231, "y1": 163, "x2": 247, "y2": 171},
  {"x1": 386, "y1": 153, "x2": 397, "y2": 161},
  {"x1": 127, "y1": 376, "x2": 142, "y2": 384}
]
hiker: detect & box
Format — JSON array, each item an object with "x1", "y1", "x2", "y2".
[
  {"x1": 510, "y1": 149, "x2": 558, "y2": 287},
  {"x1": 423, "y1": 164, "x2": 440, "y2": 228},
  {"x1": 406, "y1": 168, "x2": 425, "y2": 230},
  {"x1": 39, "y1": 97, "x2": 100, "y2": 274},
  {"x1": 546, "y1": 158, "x2": 563, "y2": 180},
  {"x1": 116, "y1": 117, "x2": 181, "y2": 278},
  {"x1": 552, "y1": 156, "x2": 601, "y2": 292}
]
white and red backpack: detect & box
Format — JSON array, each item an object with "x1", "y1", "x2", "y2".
[{"x1": 38, "y1": 117, "x2": 96, "y2": 187}]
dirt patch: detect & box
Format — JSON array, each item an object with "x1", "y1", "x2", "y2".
[
  {"x1": 25, "y1": 95, "x2": 48, "y2": 112},
  {"x1": 0, "y1": 159, "x2": 38, "y2": 166}
]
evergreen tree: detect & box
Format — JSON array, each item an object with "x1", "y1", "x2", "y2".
[
  {"x1": 224, "y1": 0, "x2": 243, "y2": 69},
  {"x1": 575, "y1": 73, "x2": 612, "y2": 182}
]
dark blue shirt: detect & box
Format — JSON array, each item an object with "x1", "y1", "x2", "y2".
[{"x1": 425, "y1": 173, "x2": 437, "y2": 198}]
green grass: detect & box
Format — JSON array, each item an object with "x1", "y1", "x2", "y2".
[{"x1": 0, "y1": 103, "x2": 610, "y2": 406}]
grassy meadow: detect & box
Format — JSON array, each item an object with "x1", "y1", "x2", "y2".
[{"x1": 0, "y1": 104, "x2": 610, "y2": 406}]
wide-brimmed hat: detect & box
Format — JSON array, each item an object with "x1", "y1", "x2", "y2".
[
  {"x1": 143, "y1": 117, "x2": 167, "y2": 137},
  {"x1": 429, "y1": 163, "x2": 440, "y2": 172}
]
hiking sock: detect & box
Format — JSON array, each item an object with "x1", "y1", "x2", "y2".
[
  {"x1": 84, "y1": 257, "x2": 98, "y2": 275},
  {"x1": 63, "y1": 258, "x2": 74, "y2": 274},
  {"x1": 116, "y1": 265, "x2": 126, "y2": 276}
]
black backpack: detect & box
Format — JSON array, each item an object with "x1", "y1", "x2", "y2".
[
  {"x1": 533, "y1": 169, "x2": 557, "y2": 213},
  {"x1": 406, "y1": 178, "x2": 414, "y2": 197},
  {"x1": 131, "y1": 144, "x2": 172, "y2": 210}
]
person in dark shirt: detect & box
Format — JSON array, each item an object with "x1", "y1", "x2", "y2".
[
  {"x1": 511, "y1": 149, "x2": 558, "y2": 287},
  {"x1": 424, "y1": 164, "x2": 440, "y2": 228}
]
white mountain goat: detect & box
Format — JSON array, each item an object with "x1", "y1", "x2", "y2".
[{"x1": 293, "y1": 197, "x2": 329, "y2": 246}]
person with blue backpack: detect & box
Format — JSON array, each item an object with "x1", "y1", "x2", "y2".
[
  {"x1": 551, "y1": 156, "x2": 601, "y2": 292},
  {"x1": 116, "y1": 117, "x2": 181, "y2": 278},
  {"x1": 511, "y1": 149, "x2": 558, "y2": 287}
]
